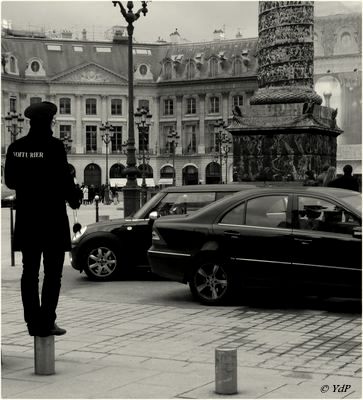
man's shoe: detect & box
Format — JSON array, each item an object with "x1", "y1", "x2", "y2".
[{"x1": 49, "y1": 323, "x2": 66, "y2": 336}]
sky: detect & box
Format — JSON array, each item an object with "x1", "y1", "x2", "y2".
[
  {"x1": 1, "y1": 1, "x2": 361, "y2": 44},
  {"x1": 1, "y1": 1, "x2": 258, "y2": 43}
]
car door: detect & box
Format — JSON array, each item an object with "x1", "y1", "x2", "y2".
[
  {"x1": 291, "y1": 194, "x2": 362, "y2": 295},
  {"x1": 213, "y1": 194, "x2": 294, "y2": 287}
]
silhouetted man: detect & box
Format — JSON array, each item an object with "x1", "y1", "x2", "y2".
[
  {"x1": 328, "y1": 164, "x2": 360, "y2": 192},
  {"x1": 5, "y1": 101, "x2": 83, "y2": 337}
]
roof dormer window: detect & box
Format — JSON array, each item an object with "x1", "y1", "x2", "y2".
[
  {"x1": 25, "y1": 57, "x2": 46, "y2": 77},
  {"x1": 46, "y1": 44, "x2": 62, "y2": 51}
]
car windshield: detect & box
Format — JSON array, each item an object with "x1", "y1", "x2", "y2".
[
  {"x1": 339, "y1": 192, "x2": 362, "y2": 214},
  {"x1": 132, "y1": 192, "x2": 165, "y2": 219}
]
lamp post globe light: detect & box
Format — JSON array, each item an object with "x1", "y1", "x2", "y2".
[
  {"x1": 5, "y1": 111, "x2": 24, "y2": 142},
  {"x1": 100, "y1": 121, "x2": 114, "y2": 205},
  {"x1": 214, "y1": 119, "x2": 228, "y2": 183},
  {"x1": 135, "y1": 106, "x2": 152, "y2": 205},
  {"x1": 113, "y1": 0, "x2": 149, "y2": 217},
  {"x1": 167, "y1": 128, "x2": 180, "y2": 186}
]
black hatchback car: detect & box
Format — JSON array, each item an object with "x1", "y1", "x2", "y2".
[
  {"x1": 148, "y1": 187, "x2": 362, "y2": 305},
  {"x1": 70, "y1": 183, "x2": 255, "y2": 280}
]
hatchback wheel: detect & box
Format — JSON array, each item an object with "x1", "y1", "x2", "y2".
[
  {"x1": 83, "y1": 242, "x2": 119, "y2": 281},
  {"x1": 189, "y1": 258, "x2": 230, "y2": 305}
]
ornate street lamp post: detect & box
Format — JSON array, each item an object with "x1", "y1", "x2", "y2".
[
  {"x1": 113, "y1": 0, "x2": 149, "y2": 216},
  {"x1": 5, "y1": 111, "x2": 24, "y2": 142},
  {"x1": 135, "y1": 106, "x2": 152, "y2": 205},
  {"x1": 167, "y1": 129, "x2": 180, "y2": 186},
  {"x1": 100, "y1": 121, "x2": 114, "y2": 204},
  {"x1": 214, "y1": 119, "x2": 228, "y2": 183}
]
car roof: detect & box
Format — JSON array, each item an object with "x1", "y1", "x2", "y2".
[{"x1": 159, "y1": 183, "x2": 256, "y2": 193}]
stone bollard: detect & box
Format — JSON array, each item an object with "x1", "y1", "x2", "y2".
[
  {"x1": 215, "y1": 347, "x2": 237, "y2": 394},
  {"x1": 34, "y1": 336, "x2": 55, "y2": 375}
]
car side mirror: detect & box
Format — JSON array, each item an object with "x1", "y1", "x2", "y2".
[
  {"x1": 352, "y1": 226, "x2": 362, "y2": 239},
  {"x1": 149, "y1": 211, "x2": 160, "y2": 221}
]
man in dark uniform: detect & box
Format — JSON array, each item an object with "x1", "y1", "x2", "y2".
[
  {"x1": 5, "y1": 101, "x2": 82, "y2": 337},
  {"x1": 328, "y1": 164, "x2": 360, "y2": 192}
]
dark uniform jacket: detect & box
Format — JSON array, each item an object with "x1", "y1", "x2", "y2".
[
  {"x1": 5, "y1": 126, "x2": 82, "y2": 251},
  {"x1": 328, "y1": 175, "x2": 360, "y2": 192}
]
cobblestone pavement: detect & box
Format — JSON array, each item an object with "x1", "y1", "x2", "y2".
[{"x1": 2, "y1": 283, "x2": 362, "y2": 398}]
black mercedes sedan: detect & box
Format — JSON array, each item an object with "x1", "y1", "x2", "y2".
[
  {"x1": 70, "y1": 183, "x2": 255, "y2": 280},
  {"x1": 148, "y1": 187, "x2": 362, "y2": 305}
]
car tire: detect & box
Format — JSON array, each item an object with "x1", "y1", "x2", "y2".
[
  {"x1": 83, "y1": 240, "x2": 120, "y2": 281},
  {"x1": 189, "y1": 255, "x2": 231, "y2": 305}
]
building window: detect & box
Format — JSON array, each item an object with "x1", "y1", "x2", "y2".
[
  {"x1": 30, "y1": 97, "x2": 42, "y2": 105},
  {"x1": 186, "y1": 98, "x2": 196, "y2": 114},
  {"x1": 185, "y1": 125, "x2": 197, "y2": 153},
  {"x1": 73, "y1": 46, "x2": 83, "y2": 52},
  {"x1": 9, "y1": 97, "x2": 17, "y2": 113},
  {"x1": 233, "y1": 58, "x2": 242, "y2": 76},
  {"x1": 59, "y1": 98, "x2": 71, "y2": 114},
  {"x1": 86, "y1": 126, "x2": 97, "y2": 152},
  {"x1": 209, "y1": 96, "x2": 220, "y2": 113},
  {"x1": 47, "y1": 44, "x2": 62, "y2": 51},
  {"x1": 139, "y1": 65, "x2": 148, "y2": 75},
  {"x1": 233, "y1": 95, "x2": 243, "y2": 108},
  {"x1": 95, "y1": 47, "x2": 112, "y2": 53},
  {"x1": 86, "y1": 98, "x2": 97, "y2": 115},
  {"x1": 186, "y1": 61, "x2": 196, "y2": 79},
  {"x1": 59, "y1": 125, "x2": 72, "y2": 140},
  {"x1": 138, "y1": 99, "x2": 150, "y2": 111},
  {"x1": 164, "y1": 62, "x2": 172, "y2": 80},
  {"x1": 111, "y1": 99, "x2": 122, "y2": 115},
  {"x1": 210, "y1": 58, "x2": 218, "y2": 77},
  {"x1": 31, "y1": 61, "x2": 40, "y2": 72},
  {"x1": 111, "y1": 126, "x2": 123, "y2": 153},
  {"x1": 9, "y1": 56, "x2": 16, "y2": 73},
  {"x1": 164, "y1": 99, "x2": 174, "y2": 115}
]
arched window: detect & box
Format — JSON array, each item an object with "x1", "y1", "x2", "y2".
[
  {"x1": 209, "y1": 58, "x2": 218, "y2": 77},
  {"x1": 160, "y1": 165, "x2": 174, "y2": 179},
  {"x1": 164, "y1": 61, "x2": 172, "y2": 80},
  {"x1": 110, "y1": 163, "x2": 125, "y2": 178},
  {"x1": 59, "y1": 98, "x2": 71, "y2": 114},
  {"x1": 138, "y1": 164, "x2": 153, "y2": 178},
  {"x1": 182, "y1": 165, "x2": 198, "y2": 185},
  {"x1": 186, "y1": 61, "x2": 196, "y2": 79},
  {"x1": 233, "y1": 58, "x2": 242, "y2": 76},
  {"x1": 9, "y1": 56, "x2": 16, "y2": 73},
  {"x1": 84, "y1": 163, "x2": 101, "y2": 189},
  {"x1": 205, "y1": 162, "x2": 221, "y2": 184}
]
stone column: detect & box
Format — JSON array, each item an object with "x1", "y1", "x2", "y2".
[
  {"x1": 198, "y1": 93, "x2": 206, "y2": 154},
  {"x1": 75, "y1": 95, "x2": 84, "y2": 154},
  {"x1": 222, "y1": 92, "x2": 229, "y2": 122},
  {"x1": 176, "y1": 95, "x2": 183, "y2": 155}
]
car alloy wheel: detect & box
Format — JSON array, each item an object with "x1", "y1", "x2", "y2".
[
  {"x1": 84, "y1": 244, "x2": 118, "y2": 280},
  {"x1": 189, "y1": 260, "x2": 229, "y2": 305}
]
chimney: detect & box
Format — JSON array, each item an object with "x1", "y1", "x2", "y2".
[
  {"x1": 82, "y1": 29, "x2": 87, "y2": 41},
  {"x1": 213, "y1": 28, "x2": 224, "y2": 41},
  {"x1": 169, "y1": 28, "x2": 180, "y2": 44}
]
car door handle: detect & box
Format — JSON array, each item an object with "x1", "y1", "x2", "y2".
[
  {"x1": 294, "y1": 238, "x2": 312, "y2": 245},
  {"x1": 224, "y1": 230, "x2": 241, "y2": 238}
]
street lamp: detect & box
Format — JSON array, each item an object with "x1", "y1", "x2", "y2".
[
  {"x1": 5, "y1": 112, "x2": 24, "y2": 142},
  {"x1": 167, "y1": 128, "x2": 180, "y2": 186},
  {"x1": 214, "y1": 119, "x2": 228, "y2": 183},
  {"x1": 135, "y1": 106, "x2": 152, "y2": 205},
  {"x1": 61, "y1": 133, "x2": 73, "y2": 153},
  {"x1": 100, "y1": 121, "x2": 114, "y2": 204},
  {"x1": 113, "y1": 0, "x2": 149, "y2": 216}
]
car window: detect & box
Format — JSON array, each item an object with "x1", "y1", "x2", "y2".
[
  {"x1": 297, "y1": 196, "x2": 360, "y2": 234},
  {"x1": 153, "y1": 192, "x2": 216, "y2": 216},
  {"x1": 220, "y1": 202, "x2": 245, "y2": 225},
  {"x1": 246, "y1": 195, "x2": 288, "y2": 228}
]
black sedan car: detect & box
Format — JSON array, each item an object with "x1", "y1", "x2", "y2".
[
  {"x1": 70, "y1": 183, "x2": 255, "y2": 280},
  {"x1": 148, "y1": 187, "x2": 362, "y2": 305}
]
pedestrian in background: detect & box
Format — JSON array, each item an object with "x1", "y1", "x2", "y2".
[
  {"x1": 82, "y1": 185, "x2": 89, "y2": 205},
  {"x1": 303, "y1": 170, "x2": 317, "y2": 186},
  {"x1": 5, "y1": 101, "x2": 83, "y2": 337},
  {"x1": 316, "y1": 164, "x2": 329, "y2": 186},
  {"x1": 328, "y1": 164, "x2": 359, "y2": 192},
  {"x1": 323, "y1": 166, "x2": 336, "y2": 187}
]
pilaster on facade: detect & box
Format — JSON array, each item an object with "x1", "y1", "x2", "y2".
[
  {"x1": 222, "y1": 91, "x2": 229, "y2": 122},
  {"x1": 151, "y1": 96, "x2": 160, "y2": 155},
  {"x1": 175, "y1": 95, "x2": 183, "y2": 155},
  {"x1": 198, "y1": 93, "x2": 206, "y2": 154},
  {"x1": 75, "y1": 94, "x2": 84, "y2": 154}
]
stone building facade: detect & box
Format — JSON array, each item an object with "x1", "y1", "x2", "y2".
[{"x1": 1, "y1": 7, "x2": 361, "y2": 188}]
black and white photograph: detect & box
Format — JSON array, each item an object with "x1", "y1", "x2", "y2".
[{"x1": 1, "y1": 0, "x2": 362, "y2": 398}]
